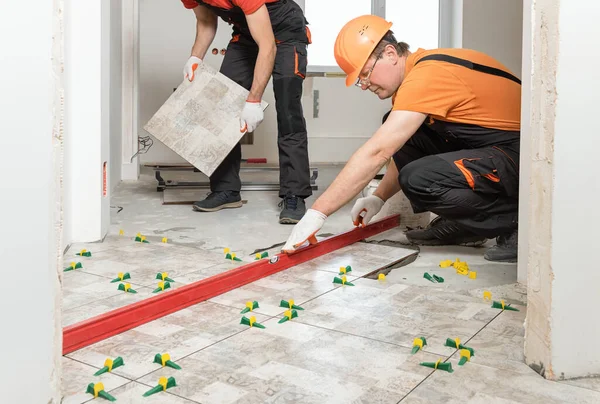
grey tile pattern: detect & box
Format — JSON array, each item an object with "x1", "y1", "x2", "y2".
[
  {"x1": 142, "y1": 62, "x2": 267, "y2": 176},
  {"x1": 61, "y1": 357, "x2": 130, "y2": 404},
  {"x1": 66, "y1": 302, "x2": 269, "y2": 380},
  {"x1": 136, "y1": 318, "x2": 438, "y2": 404}
]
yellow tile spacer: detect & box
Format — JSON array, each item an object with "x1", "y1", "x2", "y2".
[
  {"x1": 104, "y1": 358, "x2": 114, "y2": 372},
  {"x1": 460, "y1": 349, "x2": 471, "y2": 361},
  {"x1": 124, "y1": 283, "x2": 131, "y2": 292},
  {"x1": 249, "y1": 316, "x2": 256, "y2": 327},
  {"x1": 161, "y1": 237, "x2": 168, "y2": 243},
  {"x1": 501, "y1": 300, "x2": 506, "y2": 310},
  {"x1": 161, "y1": 272, "x2": 168, "y2": 280},
  {"x1": 341, "y1": 275, "x2": 347, "y2": 285},
  {"x1": 284, "y1": 310, "x2": 292, "y2": 319},
  {"x1": 136, "y1": 232, "x2": 141, "y2": 237},
  {"x1": 256, "y1": 253, "x2": 261, "y2": 259},
  {"x1": 378, "y1": 273, "x2": 386, "y2": 281},
  {"x1": 454, "y1": 338, "x2": 461, "y2": 348},
  {"x1": 483, "y1": 291, "x2": 492, "y2": 301},
  {"x1": 158, "y1": 281, "x2": 165, "y2": 290},
  {"x1": 158, "y1": 376, "x2": 168, "y2": 390},
  {"x1": 80, "y1": 249, "x2": 87, "y2": 254},
  {"x1": 434, "y1": 359, "x2": 441, "y2": 369},
  {"x1": 141, "y1": 236, "x2": 146, "y2": 242},
  {"x1": 288, "y1": 299, "x2": 295, "y2": 308},
  {"x1": 93, "y1": 382, "x2": 105, "y2": 397},
  {"x1": 413, "y1": 338, "x2": 423, "y2": 349},
  {"x1": 161, "y1": 353, "x2": 170, "y2": 367},
  {"x1": 339, "y1": 266, "x2": 347, "y2": 274},
  {"x1": 117, "y1": 272, "x2": 124, "y2": 280},
  {"x1": 224, "y1": 248, "x2": 230, "y2": 254},
  {"x1": 119, "y1": 229, "x2": 124, "y2": 236},
  {"x1": 231, "y1": 253, "x2": 236, "y2": 260},
  {"x1": 439, "y1": 259, "x2": 453, "y2": 268},
  {"x1": 468, "y1": 271, "x2": 477, "y2": 279},
  {"x1": 70, "y1": 262, "x2": 76, "y2": 269},
  {"x1": 245, "y1": 301, "x2": 254, "y2": 311}
]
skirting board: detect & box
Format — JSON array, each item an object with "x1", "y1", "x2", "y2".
[{"x1": 62, "y1": 215, "x2": 401, "y2": 354}]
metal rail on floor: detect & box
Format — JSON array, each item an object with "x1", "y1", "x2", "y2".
[
  {"x1": 146, "y1": 164, "x2": 319, "y2": 192},
  {"x1": 62, "y1": 214, "x2": 401, "y2": 354}
]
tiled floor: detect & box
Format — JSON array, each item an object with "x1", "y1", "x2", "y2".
[
  {"x1": 61, "y1": 167, "x2": 600, "y2": 402},
  {"x1": 61, "y1": 244, "x2": 600, "y2": 403}
]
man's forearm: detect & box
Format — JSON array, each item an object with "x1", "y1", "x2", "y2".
[
  {"x1": 373, "y1": 159, "x2": 401, "y2": 201},
  {"x1": 312, "y1": 145, "x2": 390, "y2": 216},
  {"x1": 190, "y1": 13, "x2": 217, "y2": 59},
  {"x1": 247, "y1": 43, "x2": 276, "y2": 101}
]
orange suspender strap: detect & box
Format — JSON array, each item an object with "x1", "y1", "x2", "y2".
[{"x1": 415, "y1": 54, "x2": 521, "y2": 85}]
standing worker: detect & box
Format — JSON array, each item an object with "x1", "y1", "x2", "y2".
[
  {"x1": 181, "y1": 0, "x2": 313, "y2": 224},
  {"x1": 283, "y1": 15, "x2": 521, "y2": 262}
]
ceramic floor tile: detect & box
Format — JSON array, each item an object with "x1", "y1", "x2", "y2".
[
  {"x1": 66, "y1": 301, "x2": 270, "y2": 380},
  {"x1": 401, "y1": 356, "x2": 600, "y2": 404},
  {"x1": 293, "y1": 278, "x2": 499, "y2": 355},
  {"x1": 450, "y1": 304, "x2": 530, "y2": 374},
  {"x1": 62, "y1": 285, "x2": 155, "y2": 326},
  {"x1": 88, "y1": 380, "x2": 198, "y2": 403},
  {"x1": 561, "y1": 377, "x2": 600, "y2": 393},
  {"x1": 61, "y1": 357, "x2": 130, "y2": 404},
  {"x1": 62, "y1": 271, "x2": 148, "y2": 310},
  {"x1": 137, "y1": 318, "x2": 438, "y2": 404},
  {"x1": 208, "y1": 262, "x2": 359, "y2": 316},
  {"x1": 304, "y1": 243, "x2": 418, "y2": 277}
]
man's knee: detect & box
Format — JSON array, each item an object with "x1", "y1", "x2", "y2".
[
  {"x1": 399, "y1": 156, "x2": 444, "y2": 197},
  {"x1": 399, "y1": 160, "x2": 425, "y2": 197},
  {"x1": 273, "y1": 77, "x2": 306, "y2": 136}
]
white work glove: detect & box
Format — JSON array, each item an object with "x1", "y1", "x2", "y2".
[
  {"x1": 240, "y1": 100, "x2": 264, "y2": 133},
  {"x1": 351, "y1": 195, "x2": 385, "y2": 227},
  {"x1": 183, "y1": 56, "x2": 203, "y2": 81},
  {"x1": 282, "y1": 209, "x2": 327, "y2": 253}
]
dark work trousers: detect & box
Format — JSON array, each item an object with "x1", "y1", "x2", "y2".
[
  {"x1": 210, "y1": 38, "x2": 312, "y2": 198},
  {"x1": 390, "y1": 119, "x2": 520, "y2": 238}
]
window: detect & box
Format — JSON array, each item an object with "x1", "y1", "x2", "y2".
[
  {"x1": 385, "y1": 0, "x2": 439, "y2": 50},
  {"x1": 305, "y1": 0, "x2": 372, "y2": 71},
  {"x1": 304, "y1": 0, "x2": 440, "y2": 73}
]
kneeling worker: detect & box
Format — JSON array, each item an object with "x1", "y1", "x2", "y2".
[{"x1": 282, "y1": 15, "x2": 521, "y2": 262}]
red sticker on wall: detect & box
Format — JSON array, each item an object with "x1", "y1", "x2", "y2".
[{"x1": 103, "y1": 162, "x2": 107, "y2": 197}]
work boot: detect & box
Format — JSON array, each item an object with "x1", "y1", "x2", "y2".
[
  {"x1": 278, "y1": 195, "x2": 306, "y2": 224},
  {"x1": 192, "y1": 191, "x2": 242, "y2": 212},
  {"x1": 405, "y1": 216, "x2": 487, "y2": 246},
  {"x1": 484, "y1": 230, "x2": 518, "y2": 262}
]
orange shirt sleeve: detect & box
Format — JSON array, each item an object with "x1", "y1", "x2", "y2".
[
  {"x1": 392, "y1": 65, "x2": 473, "y2": 118},
  {"x1": 181, "y1": 0, "x2": 199, "y2": 9},
  {"x1": 232, "y1": 0, "x2": 266, "y2": 15}
]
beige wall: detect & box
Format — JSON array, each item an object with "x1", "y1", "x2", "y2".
[{"x1": 462, "y1": 0, "x2": 524, "y2": 76}]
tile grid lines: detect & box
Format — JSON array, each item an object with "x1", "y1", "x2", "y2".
[
  {"x1": 396, "y1": 310, "x2": 505, "y2": 403},
  {"x1": 77, "y1": 323, "x2": 267, "y2": 404},
  {"x1": 81, "y1": 381, "x2": 202, "y2": 404},
  {"x1": 63, "y1": 258, "x2": 241, "y2": 314}
]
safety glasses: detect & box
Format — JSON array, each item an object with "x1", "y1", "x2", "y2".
[{"x1": 355, "y1": 51, "x2": 383, "y2": 88}]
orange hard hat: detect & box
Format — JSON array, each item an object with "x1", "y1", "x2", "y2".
[{"x1": 334, "y1": 15, "x2": 393, "y2": 87}]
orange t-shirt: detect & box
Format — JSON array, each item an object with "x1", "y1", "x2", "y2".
[
  {"x1": 181, "y1": 0, "x2": 277, "y2": 15},
  {"x1": 392, "y1": 48, "x2": 521, "y2": 132}
]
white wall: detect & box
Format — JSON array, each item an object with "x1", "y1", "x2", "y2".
[
  {"x1": 1, "y1": 2, "x2": 62, "y2": 402},
  {"x1": 523, "y1": 0, "x2": 600, "y2": 379},
  {"x1": 138, "y1": 0, "x2": 390, "y2": 165},
  {"x1": 64, "y1": 0, "x2": 111, "y2": 244},
  {"x1": 550, "y1": 0, "x2": 600, "y2": 378},
  {"x1": 110, "y1": 0, "x2": 123, "y2": 192},
  {"x1": 462, "y1": 0, "x2": 523, "y2": 76}
]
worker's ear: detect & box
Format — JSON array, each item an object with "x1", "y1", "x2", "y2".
[{"x1": 384, "y1": 43, "x2": 398, "y2": 64}]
